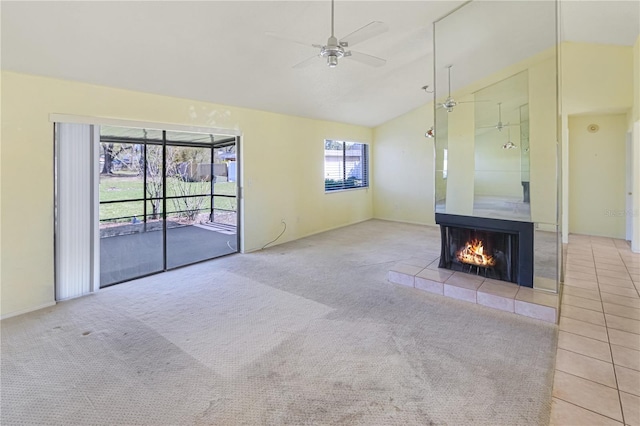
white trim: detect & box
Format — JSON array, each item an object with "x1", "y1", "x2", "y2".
[
  {"x1": 626, "y1": 131, "x2": 633, "y2": 242},
  {"x1": 1, "y1": 301, "x2": 57, "y2": 321},
  {"x1": 90, "y1": 125, "x2": 101, "y2": 292},
  {"x1": 632, "y1": 121, "x2": 640, "y2": 253},
  {"x1": 49, "y1": 114, "x2": 242, "y2": 137}
]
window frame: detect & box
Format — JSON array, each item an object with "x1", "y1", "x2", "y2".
[{"x1": 323, "y1": 139, "x2": 369, "y2": 193}]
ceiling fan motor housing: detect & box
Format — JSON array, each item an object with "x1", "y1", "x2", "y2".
[{"x1": 321, "y1": 36, "x2": 345, "y2": 67}]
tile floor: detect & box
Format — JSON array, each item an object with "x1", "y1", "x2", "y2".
[{"x1": 550, "y1": 235, "x2": 640, "y2": 426}]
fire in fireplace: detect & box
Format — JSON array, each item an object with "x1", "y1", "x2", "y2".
[
  {"x1": 435, "y1": 214, "x2": 534, "y2": 287},
  {"x1": 457, "y1": 239, "x2": 496, "y2": 267}
]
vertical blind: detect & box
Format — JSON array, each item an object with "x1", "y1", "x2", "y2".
[{"x1": 55, "y1": 123, "x2": 98, "y2": 300}]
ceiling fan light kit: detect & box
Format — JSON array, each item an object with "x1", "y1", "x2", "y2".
[
  {"x1": 437, "y1": 65, "x2": 495, "y2": 113},
  {"x1": 320, "y1": 35, "x2": 344, "y2": 68}
]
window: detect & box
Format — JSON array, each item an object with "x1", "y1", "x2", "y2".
[{"x1": 324, "y1": 140, "x2": 369, "y2": 191}]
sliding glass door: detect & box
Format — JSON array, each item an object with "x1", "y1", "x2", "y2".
[
  {"x1": 97, "y1": 126, "x2": 239, "y2": 287},
  {"x1": 99, "y1": 135, "x2": 165, "y2": 286},
  {"x1": 164, "y1": 133, "x2": 238, "y2": 269}
]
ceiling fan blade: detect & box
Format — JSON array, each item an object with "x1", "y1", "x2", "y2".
[
  {"x1": 457, "y1": 100, "x2": 492, "y2": 104},
  {"x1": 339, "y1": 21, "x2": 388, "y2": 47},
  {"x1": 292, "y1": 55, "x2": 319, "y2": 69},
  {"x1": 344, "y1": 50, "x2": 386, "y2": 67},
  {"x1": 265, "y1": 32, "x2": 321, "y2": 49}
]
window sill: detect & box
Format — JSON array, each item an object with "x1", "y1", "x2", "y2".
[{"x1": 324, "y1": 187, "x2": 369, "y2": 194}]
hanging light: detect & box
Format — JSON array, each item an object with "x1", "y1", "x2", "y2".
[
  {"x1": 501, "y1": 127, "x2": 517, "y2": 149},
  {"x1": 425, "y1": 127, "x2": 435, "y2": 138}
]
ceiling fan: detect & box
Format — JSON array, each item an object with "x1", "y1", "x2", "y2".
[
  {"x1": 481, "y1": 102, "x2": 520, "y2": 132},
  {"x1": 268, "y1": 0, "x2": 388, "y2": 68},
  {"x1": 437, "y1": 65, "x2": 487, "y2": 112}
]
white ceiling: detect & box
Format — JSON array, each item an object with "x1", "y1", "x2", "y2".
[{"x1": 2, "y1": 1, "x2": 639, "y2": 128}]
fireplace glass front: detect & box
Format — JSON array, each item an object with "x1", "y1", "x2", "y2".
[{"x1": 439, "y1": 226, "x2": 519, "y2": 283}]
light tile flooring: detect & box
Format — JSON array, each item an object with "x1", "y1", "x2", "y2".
[{"x1": 550, "y1": 235, "x2": 640, "y2": 426}]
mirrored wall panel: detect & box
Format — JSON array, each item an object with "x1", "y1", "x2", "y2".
[{"x1": 433, "y1": 0, "x2": 559, "y2": 292}]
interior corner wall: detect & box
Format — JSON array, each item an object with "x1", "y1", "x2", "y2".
[
  {"x1": 372, "y1": 104, "x2": 435, "y2": 225},
  {"x1": 0, "y1": 71, "x2": 373, "y2": 318},
  {"x1": 632, "y1": 35, "x2": 640, "y2": 124}
]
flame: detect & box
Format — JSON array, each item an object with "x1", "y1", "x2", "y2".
[{"x1": 457, "y1": 239, "x2": 496, "y2": 267}]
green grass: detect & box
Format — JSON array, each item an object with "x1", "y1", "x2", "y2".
[{"x1": 99, "y1": 175, "x2": 237, "y2": 222}]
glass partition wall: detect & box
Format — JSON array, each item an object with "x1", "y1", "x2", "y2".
[
  {"x1": 433, "y1": 1, "x2": 560, "y2": 292},
  {"x1": 99, "y1": 126, "x2": 239, "y2": 287}
]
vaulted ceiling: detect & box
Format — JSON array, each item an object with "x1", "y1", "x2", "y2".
[{"x1": 2, "y1": 1, "x2": 638, "y2": 128}]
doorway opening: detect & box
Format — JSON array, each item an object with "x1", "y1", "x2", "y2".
[{"x1": 568, "y1": 114, "x2": 627, "y2": 239}]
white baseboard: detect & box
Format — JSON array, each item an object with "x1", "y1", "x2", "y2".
[{"x1": 1, "y1": 301, "x2": 57, "y2": 321}]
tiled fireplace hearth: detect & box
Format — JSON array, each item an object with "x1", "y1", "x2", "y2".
[
  {"x1": 388, "y1": 215, "x2": 558, "y2": 323},
  {"x1": 388, "y1": 261, "x2": 559, "y2": 323}
]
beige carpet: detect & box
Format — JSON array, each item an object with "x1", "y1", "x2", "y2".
[{"x1": 1, "y1": 219, "x2": 557, "y2": 425}]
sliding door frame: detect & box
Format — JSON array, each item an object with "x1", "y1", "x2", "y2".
[{"x1": 52, "y1": 115, "x2": 242, "y2": 298}]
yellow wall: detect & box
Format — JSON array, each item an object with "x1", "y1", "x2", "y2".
[
  {"x1": 474, "y1": 128, "x2": 522, "y2": 198},
  {"x1": 568, "y1": 114, "x2": 628, "y2": 238},
  {"x1": 373, "y1": 42, "x2": 635, "y2": 241},
  {"x1": 373, "y1": 49, "x2": 557, "y2": 224},
  {"x1": 633, "y1": 36, "x2": 640, "y2": 252},
  {"x1": 372, "y1": 104, "x2": 434, "y2": 224},
  {"x1": 562, "y1": 43, "x2": 634, "y2": 115},
  {"x1": 445, "y1": 97, "x2": 476, "y2": 216},
  {"x1": 560, "y1": 42, "x2": 635, "y2": 242},
  {"x1": 635, "y1": 36, "x2": 640, "y2": 123},
  {"x1": 0, "y1": 71, "x2": 373, "y2": 318}
]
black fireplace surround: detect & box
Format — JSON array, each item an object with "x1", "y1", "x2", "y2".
[{"x1": 435, "y1": 213, "x2": 534, "y2": 287}]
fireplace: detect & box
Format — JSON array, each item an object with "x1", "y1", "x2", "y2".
[{"x1": 435, "y1": 213, "x2": 534, "y2": 287}]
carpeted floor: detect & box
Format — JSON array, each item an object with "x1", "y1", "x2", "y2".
[{"x1": 1, "y1": 219, "x2": 557, "y2": 425}]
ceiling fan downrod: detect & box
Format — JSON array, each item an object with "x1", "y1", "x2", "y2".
[{"x1": 322, "y1": 0, "x2": 343, "y2": 68}]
